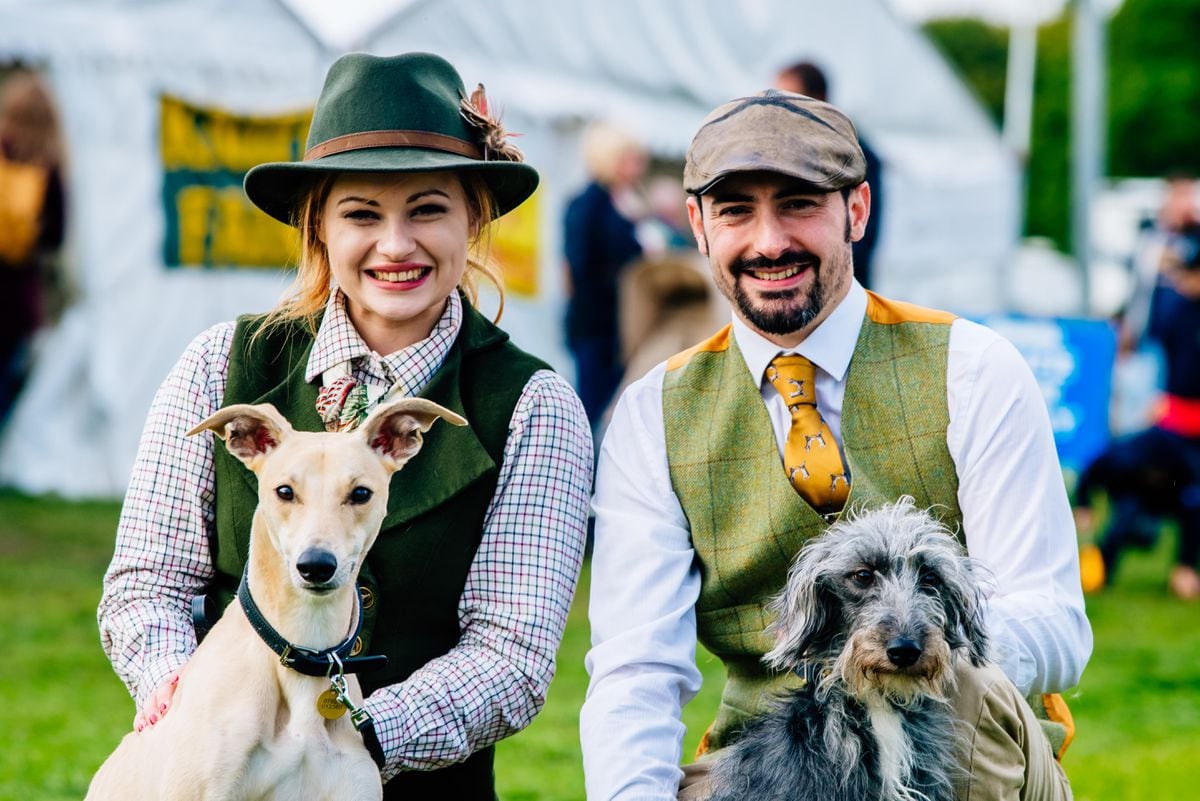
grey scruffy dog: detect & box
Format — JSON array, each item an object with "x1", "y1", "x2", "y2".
[{"x1": 706, "y1": 498, "x2": 990, "y2": 801}]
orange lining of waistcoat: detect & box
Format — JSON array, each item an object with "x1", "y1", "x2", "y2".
[
  {"x1": 1042, "y1": 692, "x2": 1076, "y2": 761},
  {"x1": 665, "y1": 294, "x2": 951, "y2": 373},
  {"x1": 666, "y1": 324, "x2": 733, "y2": 371},
  {"x1": 865, "y1": 291, "x2": 957, "y2": 325},
  {"x1": 694, "y1": 722, "x2": 713, "y2": 759}
]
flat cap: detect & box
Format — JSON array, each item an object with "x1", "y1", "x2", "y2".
[{"x1": 683, "y1": 90, "x2": 866, "y2": 195}]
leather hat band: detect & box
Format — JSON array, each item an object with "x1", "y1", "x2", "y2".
[{"x1": 304, "y1": 129, "x2": 483, "y2": 162}]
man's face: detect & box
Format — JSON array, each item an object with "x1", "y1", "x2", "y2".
[{"x1": 686, "y1": 171, "x2": 869, "y2": 346}]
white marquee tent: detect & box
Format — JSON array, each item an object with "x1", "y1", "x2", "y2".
[{"x1": 0, "y1": 0, "x2": 1019, "y2": 497}]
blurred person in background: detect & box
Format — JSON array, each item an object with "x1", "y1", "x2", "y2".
[
  {"x1": 1120, "y1": 173, "x2": 1200, "y2": 351},
  {"x1": 0, "y1": 70, "x2": 66, "y2": 427},
  {"x1": 614, "y1": 174, "x2": 728, "y2": 393},
  {"x1": 563, "y1": 120, "x2": 647, "y2": 434},
  {"x1": 776, "y1": 60, "x2": 883, "y2": 290},
  {"x1": 639, "y1": 175, "x2": 694, "y2": 253},
  {"x1": 97, "y1": 52, "x2": 592, "y2": 797},
  {"x1": 1075, "y1": 179, "x2": 1200, "y2": 600}
]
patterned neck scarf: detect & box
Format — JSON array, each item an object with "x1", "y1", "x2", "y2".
[{"x1": 310, "y1": 290, "x2": 461, "y2": 432}]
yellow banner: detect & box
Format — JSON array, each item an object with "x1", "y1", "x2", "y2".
[
  {"x1": 160, "y1": 95, "x2": 311, "y2": 268},
  {"x1": 489, "y1": 188, "x2": 540, "y2": 297}
]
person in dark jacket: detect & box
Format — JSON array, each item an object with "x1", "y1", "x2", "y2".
[{"x1": 563, "y1": 121, "x2": 647, "y2": 431}]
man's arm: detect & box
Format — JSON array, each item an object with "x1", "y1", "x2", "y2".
[
  {"x1": 582, "y1": 365, "x2": 703, "y2": 801},
  {"x1": 947, "y1": 320, "x2": 1093, "y2": 695}
]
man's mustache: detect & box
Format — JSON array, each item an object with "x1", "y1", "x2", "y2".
[{"x1": 731, "y1": 250, "x2": 819, "y2": 275}]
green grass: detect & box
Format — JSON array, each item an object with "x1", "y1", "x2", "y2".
[{"x1": 1, "y1": 491, "x2": 1196, "y2": 800}]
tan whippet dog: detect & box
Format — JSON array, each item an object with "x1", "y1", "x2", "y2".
[{"x1": 86, "y1": 398, "x2": 466, "y2": 801}]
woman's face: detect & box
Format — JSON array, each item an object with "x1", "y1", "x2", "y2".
[{"x1": 320, "y1": 171, "x2": 473, "y2": 355}]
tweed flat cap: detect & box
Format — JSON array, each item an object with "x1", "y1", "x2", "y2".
[{"x1": 683, "y1": 90, "x2": 866, "y2": 195}]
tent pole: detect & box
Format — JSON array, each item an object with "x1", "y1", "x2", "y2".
[
  {"x1": 1071, "y1": 0, "x2": 1107, "y2": 316},
  {"x1": 1003, "y1": 21, "x2": 1037, "y2": 312}
]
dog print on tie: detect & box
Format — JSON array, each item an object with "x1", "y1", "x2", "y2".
[{"x1": 766, "y1": 355, "x2": 849, "y2": 511}]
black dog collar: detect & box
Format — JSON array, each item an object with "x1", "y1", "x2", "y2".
[{"x1": 237, "y1": 568, "x2": 387, "y2": 677}]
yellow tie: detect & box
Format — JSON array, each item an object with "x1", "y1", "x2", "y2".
[{"x1": 765, "y1": 354, "x2": 849, "y2": 512}]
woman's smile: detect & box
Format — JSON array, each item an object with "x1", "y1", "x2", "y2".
[{"x1": 365, "y1": 263, "x2": 434, "y2": 286}]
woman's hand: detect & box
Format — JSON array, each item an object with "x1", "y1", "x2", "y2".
[{"x1": 134, "y1": 667, "x2": 185, "y2": 732}]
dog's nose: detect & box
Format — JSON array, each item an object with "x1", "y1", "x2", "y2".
[
  {"x1": 885, "y1": 638, "x2": 922, "y2": 668},
  {"x1": 296, "y1": 548, "x2": 338, "y2": 584}
]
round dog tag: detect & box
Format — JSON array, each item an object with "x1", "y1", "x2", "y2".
[{"x1": 316, "y1": 689, "x2": 347, "y2": 720}]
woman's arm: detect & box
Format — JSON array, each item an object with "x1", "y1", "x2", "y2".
[
  {"x1": 360, "y1": 370, "x2": 593, "y2": 779},
  {"x1": 97, "y1": 322, "x2": 234, "y2": 714}
]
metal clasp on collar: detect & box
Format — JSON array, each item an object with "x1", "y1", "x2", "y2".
[
  {"x1": 325, "y1": 651, "x2": 375, "y2": 731},
  {"x1": 279, "y1": 643, "x2": 294, "y2": 668}
]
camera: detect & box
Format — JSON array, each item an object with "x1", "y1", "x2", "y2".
[{"x1": 1165, "y1": 223, "x2": 1200, "y2": 271}]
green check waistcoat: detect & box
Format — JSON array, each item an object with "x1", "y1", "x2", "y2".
[{"x1": 663, "y1": 305, "x2": 962, "y2": 750}]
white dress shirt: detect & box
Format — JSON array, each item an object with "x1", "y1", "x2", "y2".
[{"x1": 581, "y1": 281, "x2": 1092, "y2": 801}]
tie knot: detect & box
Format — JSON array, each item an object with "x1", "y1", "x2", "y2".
[{"x1": 766, "y1": 354, "x2": 816, "y2": 408}]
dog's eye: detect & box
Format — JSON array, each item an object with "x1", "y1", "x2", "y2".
[
  {"x1": 919, "y1": 572, "x2": 942, "y2": 592},
  {"x1": 348, "y1": 486, "x2": 373, "y2": 506},
  {"x1": 275, "y1": 485, "x2": 294, "y2": 502},
  {"x1": 851, "y1": 568, "x2": 874, "y2": 586}
]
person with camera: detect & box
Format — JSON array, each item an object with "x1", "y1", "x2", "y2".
[
  {"x1": 1076, "y1": 178, "x2": 1200, "y2": 599},
  {"x1": 1144, "y1": 216, "x2": 1200, "y2": 597}
]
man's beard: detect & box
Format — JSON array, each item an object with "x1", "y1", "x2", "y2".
[{"x1": 725, "y1": 250, "x2": 826, "y2": 336}]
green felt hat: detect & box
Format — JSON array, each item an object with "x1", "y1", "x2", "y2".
[{"x1": 244, "y1": 52, "x2": 539, "y2": 224}]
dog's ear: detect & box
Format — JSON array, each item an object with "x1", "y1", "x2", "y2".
[
  {"x1": 946, "y1": 558, "x2": 991, "y2": 667},
  {"x1": 360, "y1": 398, "x2": 468, "y2": 471},
  {"x1": 187, "y1": 403, "x2": 293, "y2": 469},
  {"x1": 763, "y1": 543, "x2": 841, "y2": 671}
]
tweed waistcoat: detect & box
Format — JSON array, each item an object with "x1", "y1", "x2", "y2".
[
  {"x1": 212, "y1": 300, "x2": 548, "y2": 798},
  {"x1": 662, "y1": 292, "x2": 962, "y2": 750}
]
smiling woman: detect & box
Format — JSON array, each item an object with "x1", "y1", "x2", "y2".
[{"x1": 95, "y1": 52, "x2": 593, "y2": 800}]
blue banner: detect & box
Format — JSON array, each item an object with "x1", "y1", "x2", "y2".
[{"x1": 977, "y1": 315, "x2": 1118, "y2": 473}]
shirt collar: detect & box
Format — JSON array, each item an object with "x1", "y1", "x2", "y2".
[
  {"x1": 305, "y1": 289, "x2": 462, "y2": 389},
  {"x1": 731, "y1": 279, "x2": 867, "y2": 383}
]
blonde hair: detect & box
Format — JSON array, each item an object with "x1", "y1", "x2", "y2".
[
  {"x1": 581, "y1": 121, "x2": 645, "y2": 187},
  {"x1": 255, "y1": 170, "x2": 504, "y2": 341}
]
